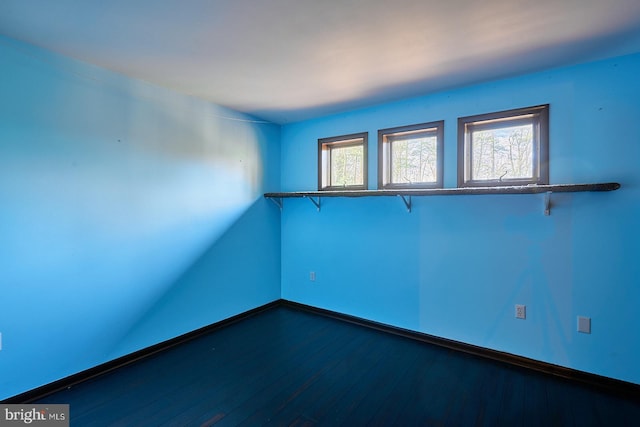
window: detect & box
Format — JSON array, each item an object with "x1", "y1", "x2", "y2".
[
  {"x1": 458, "y1": 105, "x2": 549, "y2": 187},
  {"x1": 378, "y1": 121, "x2": 444, "y2": 189},
  {"x1": 318, "y1": 132, "x2": 367, "y2": 190}
]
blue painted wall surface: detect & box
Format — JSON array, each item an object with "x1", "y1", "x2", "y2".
[
  {"x1": 0, "y1": 36, "x2": 280, "y2": 399},
  {"x1": 280, "y1": 53, "x2": 640, "y2": 384}
]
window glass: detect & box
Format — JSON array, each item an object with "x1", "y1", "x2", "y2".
[
  {"x1": 378, "y1": 122, "x2": 443, "y2": 189},
  {"x1": 330, "y1": 144, "x2": 364, "y2": 187},
  {"x1": 470, "y1": 123, "x2": 533, "y2": 181},
  {"x1": 318, "y1": 133, "x2": 368, "y2": 190},
  {"x1": 458, "y1": 105, "x2": 548, "y2": 187}
]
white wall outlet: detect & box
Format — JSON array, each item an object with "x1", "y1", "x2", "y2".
[
  {"x1": 577, "y1": 316, "x2": 591, "y2": 334},
  {"x1": 515, "y1": 304, "x2": 526, "y2": 319},
  {"x1": 309, "y1": 271, "x2": 316, "y2": 282}
]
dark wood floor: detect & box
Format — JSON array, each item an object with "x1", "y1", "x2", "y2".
[{"x1": 37, "y1": 306, "x2": 639, "y2": 426}]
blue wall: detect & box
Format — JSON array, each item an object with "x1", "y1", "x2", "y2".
[
  {"x1": 280, "y1": 53, "x2": 640, "y2": 384},
  {"x1": 0, "y1": 36, "x2": 280, "y2": 399}
]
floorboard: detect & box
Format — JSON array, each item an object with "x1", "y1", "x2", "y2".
[{"x1": 35, "y1": 306, "x2": 640, "y2": 426}]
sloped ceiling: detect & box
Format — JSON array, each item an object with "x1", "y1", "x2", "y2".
[{"x1": 2, "y1": 0, "x2": 640, "y2": 123}]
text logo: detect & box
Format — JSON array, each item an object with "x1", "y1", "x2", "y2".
[{"x1": 0, "y1": 405, "x2": 69, "y2": 426}]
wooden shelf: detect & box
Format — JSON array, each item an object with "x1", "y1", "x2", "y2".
[
  {"x1": 265, "y1": 183, "x2": 619, "y2": 199},
  {"x1": 264, "y1": 182, "x2": 620, "y2": 214}
]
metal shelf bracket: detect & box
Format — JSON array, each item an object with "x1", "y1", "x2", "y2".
[
  {"x1": 399, "y1": 194, "x2": 412, "y2": 213},
  {"x1": 544, "y1": 191, "x2": 552, "y2": 216},
  {"x1": 269, "y1": 197, "x2": 283, "y2": 211},
  {"x1": 305, "y1": 195, "x2": 321, "y2": 211}
]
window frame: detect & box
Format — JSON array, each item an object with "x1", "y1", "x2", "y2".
[
  {"x1": 318, "y1": 132, "x2": 368, "y2": 191},
  {"x1": 378, "y1": 121, "x2": 444, "y2": 190},
  {"x1": 457, "y1": 104, "x2": 549, "y2": 187}
]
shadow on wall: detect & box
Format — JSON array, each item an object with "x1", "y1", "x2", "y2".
[{"x1": 109, "y1": 196, "x2": 281, "y2": 359}]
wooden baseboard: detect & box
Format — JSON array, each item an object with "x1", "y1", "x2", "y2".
[
  {"x1": 3, "y1": 300, "x2": 280, "y2": 404},
  {"x1": 6, "y1": 298, "x2": 639, "y2": 403},
  {"x1": 280, "y1": 300, "x2": 640, "y2": 399}
]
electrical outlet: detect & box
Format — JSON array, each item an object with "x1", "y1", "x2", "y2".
[
  {"x1": 309, "y1": 271, "x2": 316, "y2": 282},
  {"x1": 515, "y1": 304, "x2": 526, "y2": 319}
]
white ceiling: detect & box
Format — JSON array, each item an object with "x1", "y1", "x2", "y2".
[{"x1": 2, "y1": 0, "x2": 640, "y2": 124}]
